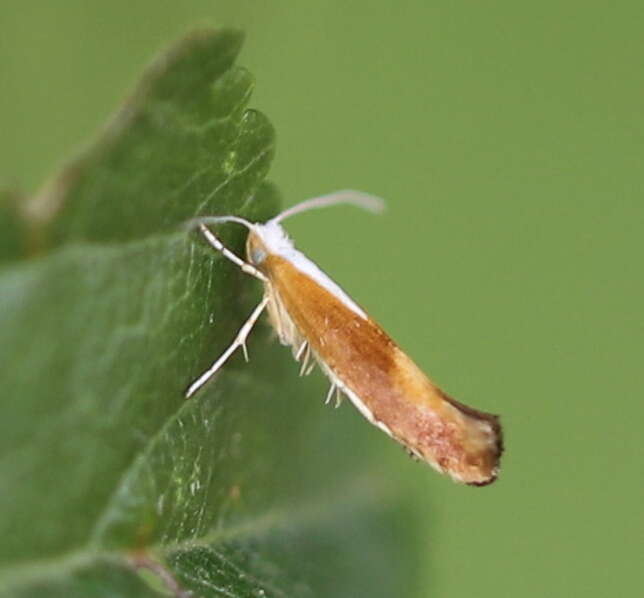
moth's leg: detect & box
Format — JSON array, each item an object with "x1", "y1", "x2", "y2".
[
  {"x1": 304, "y1": 360, "x2": 316, "y2": 376},
  {"x1": 298, "y1": 343, "x2": 312, "y2": 376},
  {"x1": 295, "y1": 340, "x2": 308, "y2": 361},
  {"x1": 185, "y1": 296, "x2": 270, "y2": 398},
  {"x1": 324, "y1": 383, "x2": 337, "y2": 405},
  {"x1": 193, "y1": 222, "x2": 268, "y2": 282},
  {"x1": 334, "y1": 386, "x2": 343, "y2": 408},
  {"x1": 323, "y1": 383, "x2": 342, "y2": 407}
]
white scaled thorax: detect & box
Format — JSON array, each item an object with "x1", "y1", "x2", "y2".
[{"x1": 253, "y1": 219, "x2": 368, "y2": 320}]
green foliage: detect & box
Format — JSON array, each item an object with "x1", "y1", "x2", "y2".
[
  {"x1": 0, "y1": 191, "x2": 26, "y2": 262},
  {"x1": 0, "y1": 29, "x2": 417, "y2": 597}
]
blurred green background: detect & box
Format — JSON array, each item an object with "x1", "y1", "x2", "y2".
[{"x1": 1, "y1": 2, "x2": 642, "y2": 597}]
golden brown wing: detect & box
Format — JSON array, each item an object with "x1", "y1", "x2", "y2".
[{"x1": 263, "y1": 254, "x2": 503, "y2": 485}]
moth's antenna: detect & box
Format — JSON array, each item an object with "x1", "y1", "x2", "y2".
[
  {"x1": 271, "y1": 190, "x2": 385, "y2": 224},
  {"x1": 185, "y1": 215, "x2": 255, "y2": 231}
]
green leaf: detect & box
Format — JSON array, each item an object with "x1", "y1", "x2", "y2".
[
  {"x1": 0, "y1": 29, "x2": 419, "y2": 597},
  {"x1": 0, "y1": 190, "x2": 26, "y2": 262}
]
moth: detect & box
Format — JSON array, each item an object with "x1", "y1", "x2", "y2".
[{"x1": 186, "y1": 191, "x2": 503, "y2": 486}]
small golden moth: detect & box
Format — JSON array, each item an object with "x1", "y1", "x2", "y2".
[{"x1": 186, "y1": 191, "x2": 503, "y2": 486}]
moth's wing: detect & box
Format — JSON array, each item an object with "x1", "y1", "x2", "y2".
[{"x1": 263, "y1": 254, "x2": 503, "y2": 485}]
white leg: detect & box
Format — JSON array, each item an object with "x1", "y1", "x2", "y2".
[
  {"x1": 185, "y1": 296, "x2": 270, "y2": 398},
  {"x1": 323, "y1": 384, "x2": 342, "y2": 407},
  {"x1": 295, "y1": 341, "x2": 308, "y2": 361},
  {"x1": 334, "y1": 386, "x2": 343, "y2": 408},
  {"x1": 194, "y1": 223, "x2": 268, "y2": 282},
  {"x1": 298, "y1": 343, "x2": 312, "y2": 376},
  {"x1": 325, "y1": 383, "x2": 337, "y2": 405}
]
